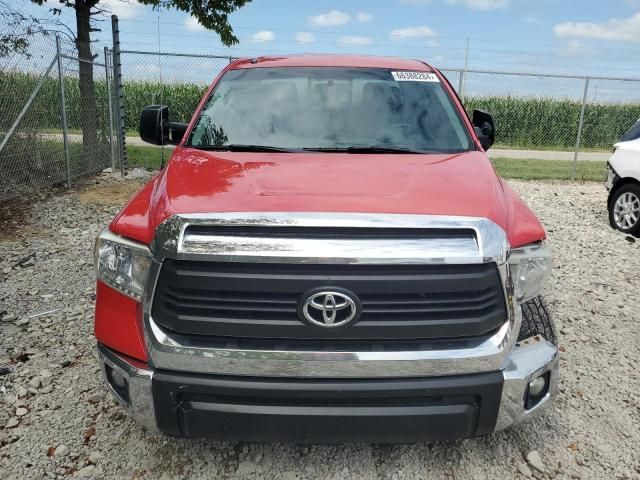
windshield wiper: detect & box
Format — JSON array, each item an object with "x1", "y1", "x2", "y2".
[
  {"x1": 303, "y1": 145, "x2": 428, "y2": 154},
  {"x1": 188, "y1": 144, "x2": 296, "y2": 152}
]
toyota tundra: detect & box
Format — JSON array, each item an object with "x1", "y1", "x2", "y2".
[{"x1": 94, "y1": 54, "x2": 558, "y2": 442}]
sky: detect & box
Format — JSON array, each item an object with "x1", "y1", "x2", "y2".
[
  {"x1": 17, "y1": 0, "x2": 640, "y2": 74},
  {"x1": 14, "y1": 0, "x2": 640, "y2": 100}
]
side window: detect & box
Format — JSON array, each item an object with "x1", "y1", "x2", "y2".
[{"x1": 620, "y1": 120, "x2": 640, "y2": 142}]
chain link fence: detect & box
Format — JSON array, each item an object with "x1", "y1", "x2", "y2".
[
  {"x1": 117, "y1": 50, "x2": 640, "y2": 181},
  {"x1": 441, "y1": 68, "x2": 640, "y2": 180},
  {"x1": 119, "y1": 50, "x2": 233, "y2": 132},
  {"x1": 0, "y1": 32, "x2": 118, "y2": 200}
]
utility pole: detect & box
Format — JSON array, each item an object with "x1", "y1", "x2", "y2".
[
  {"x1": 458, "y1": 37, "x2": 470, "y2": 97},
  {"x1": 463, "y1": 37, "x2": 470, "y2": 72}
]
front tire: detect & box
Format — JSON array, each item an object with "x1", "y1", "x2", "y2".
[
  {"x1": 609, "y1": 183, "x2": 640, "y2": 235},
  {"x1": 518, "y1": 296, "x2": 556, "y2": 345}
]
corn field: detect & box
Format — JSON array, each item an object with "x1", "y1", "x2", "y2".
[
  {"x1": 0, "y1": 70, "x2": 112, "y2": 139},
  {"x1": 4, "y1": 68, "x2": 639, "y2": 150},
  {"x1": 464, "y1": 96, "x2": 640, "y2": 149}
]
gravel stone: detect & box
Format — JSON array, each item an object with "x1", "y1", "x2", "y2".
[
  {"x1": 54, "y1": 444, "x2": 69, "y2": 457},
  {"x1": 77, "y1": 465, "x2": 96, "y2": 478},
  {"x1": 88, "y1": 451, "x2": 103, "y2": 464},
  {"x1": 14, "y1": 407, "x2": 28, "y2": 417},
  {"x1": 518, "y1": 462, "x2": 533, "y2": 477},
  {"x1": 1, "y1": 177, "x2": 639, "y2": 479},
  {"x1": 87, "y1": 392, "x2": 104, "y2": 404},
  {"x1": 237, "y1": 460, "x2": 261, "y2": 475},
  {"x1": 39, "y1": 384, "x2": 53, "y2": 394},
  {"x1": 5, "y1": 417, "x2": 19, "y2": 428},
  {"x1": 526, "y1": 450, "x2": 546, "y2": 473}
]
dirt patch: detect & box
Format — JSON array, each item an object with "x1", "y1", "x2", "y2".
[
  {"x1": 0, "y1": 173, "x2": 151, "y2": 241},
  {"x1": 0, "y1": 198, "x2": 33, "y2": 239},
  {"x1": 74, "y1": 175, "x2": 146, "y2": 207},
  {"x1": 0, "y1": 194, "x2": 54, "y2": 242}
]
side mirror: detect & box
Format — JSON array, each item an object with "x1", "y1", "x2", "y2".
[
  {"x1": 472, "y1": 109, "x2": 495, "y2": 150},
  {"x1": 139, "y1": 105, "x2": 188, "y2": 146}
]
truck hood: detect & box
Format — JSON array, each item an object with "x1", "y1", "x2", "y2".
[{"x1": 111, "y1": 147, "x2": 546, "y2": 247}]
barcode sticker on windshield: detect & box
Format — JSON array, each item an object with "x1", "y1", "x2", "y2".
[{"x1": 391, "y1": 71, "x2": 439, "y2": 82}]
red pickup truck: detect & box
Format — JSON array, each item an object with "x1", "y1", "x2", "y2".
[{"x1": 94, "y1": 54, "x2": 557, "y2": 442}]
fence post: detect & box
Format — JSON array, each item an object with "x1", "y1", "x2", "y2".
[
  {"x1": 572, "y1": 76, "x2": 590, "y2": 181},
  {"x1": 458, "y1": 71, "x2": 465, "y2": 97},
  {"x1": 56, "y1": 36, "x2": 72, "y2": 188},
  {"x1": 104, "y1": 47, "x2": 116, "y2": 172},
  {"x1": 111, "y1": 15, "x2": 127, "y2": 176}
]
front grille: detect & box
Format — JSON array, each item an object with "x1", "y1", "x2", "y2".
[{"x1": 151, "y1": 260, "x2": 507, "y2": 340}]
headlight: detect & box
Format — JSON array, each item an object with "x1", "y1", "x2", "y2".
[
  {"x1": 94, "y1": 229, "x2": 151, "y2": 301},
  {"x1": 508, "y1": 242, "x2": 553, "y2": 303}
]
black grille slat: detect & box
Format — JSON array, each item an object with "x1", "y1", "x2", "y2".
[
  {"x1": 362, "y1": 297, "x2": 500, "y2": 315},
  {"x1": 152, "y1": 260, "x2": 507, "y2": 340},
  {"x1": 185, "y1": 225, "x2": 477, "y2": 240},
  {"x1": 164, "y1": 290, "x2": 298, "y2": 306},
  {"x1": 163, "y1": 296, "x2": 298, "y2": 314},
  {"x1": 360, "y1": 288, "x2": 497, "y2": 306}
]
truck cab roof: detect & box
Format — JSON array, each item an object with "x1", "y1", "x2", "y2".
[{"x1": 230, "y1": 54, "x2": 435, "y2": 71}]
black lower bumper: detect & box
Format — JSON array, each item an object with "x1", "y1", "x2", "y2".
[{"x1": 153, "y1": 370, "x2": 503, "y2": 443}]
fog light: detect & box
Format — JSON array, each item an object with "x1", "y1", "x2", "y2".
[
  {"x1": 110, "y1": 369, "x2": 127, "y2": 389},
  {"x1": 105, "y1": 365, "x2": 130, "y2": 403},
  {"x1": 525, "y1": 372, "x2": 550, "y2": 409}
]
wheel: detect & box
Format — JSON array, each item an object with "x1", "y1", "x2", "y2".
[
  {"x1": 518, "y1": 296, "x2": 557, "y2": 345},
  {"x1": 609, "y1": 183, "x2": 640, "y2": 235}
]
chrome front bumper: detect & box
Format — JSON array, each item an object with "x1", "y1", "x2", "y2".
[{"x1": 97, "y1": 333, "x2": 559, "y2": 438}]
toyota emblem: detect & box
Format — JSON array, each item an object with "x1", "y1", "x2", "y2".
[{"x1": 298, "y1": 289, "x2": 360, "y2": 328}]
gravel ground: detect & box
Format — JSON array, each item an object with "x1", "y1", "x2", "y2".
[{"x1": 1, "y1": 174, "x2": 639, "y2": 480}]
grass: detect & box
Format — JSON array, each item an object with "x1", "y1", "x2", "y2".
[
  {"x1": 492, "y1": 157, "x2": 605, "y2": 182},
  {"x1": 127, "y1": 145, "x2": 174, "y2": 170},
  {"x1": 491, "y1": 142, "x2": 610, "y2": 153},
  {"x1": 126, "y1": 145, "x2": 606, "y2": 182}
]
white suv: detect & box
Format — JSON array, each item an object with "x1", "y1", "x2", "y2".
[{"x1": 607, "y1": 119, "x2": 640, "y2": 235}]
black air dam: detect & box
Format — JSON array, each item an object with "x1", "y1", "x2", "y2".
[{"x1": 153, "y1": 371, "x2": 504, "y2": 443}]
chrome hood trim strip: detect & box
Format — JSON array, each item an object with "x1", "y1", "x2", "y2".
[{"x1": 152, "y1": 213, "x2": 509, "y2": 264}]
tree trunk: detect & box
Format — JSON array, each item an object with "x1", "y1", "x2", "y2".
[{"x1": 75, "y1": 3, "x2": 98, "y2": 158}]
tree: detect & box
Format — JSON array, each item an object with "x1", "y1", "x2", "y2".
[
  {"x1": 0, "y1": 0, "x2": 48, "y2": 58},
  {"x1": 28, "y1": 0, "x2": 250, "y2": 154}
]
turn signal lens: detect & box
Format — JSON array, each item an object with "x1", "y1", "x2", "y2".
[{"x1": 509, "y1": 242, "x2": 553, "y2": 303}]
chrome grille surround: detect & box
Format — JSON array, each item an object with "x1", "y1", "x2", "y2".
[{"x1": 143, "y1": 212, "x2": 519, "y2": 378}]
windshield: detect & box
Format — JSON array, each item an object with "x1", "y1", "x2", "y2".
[{"x1": 187, "y1": 67, "x2": 472, "y2": 152}]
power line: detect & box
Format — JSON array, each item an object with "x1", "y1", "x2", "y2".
[
  {"x1": 117, "y1": 18, "x2": 640, "y2": 56},
  {"x1": 116, "y1": 29, "x2": 625, "y2": 61},
  {"x1": 116, "y1": 35, "x2": 640, "y2": 73}
]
